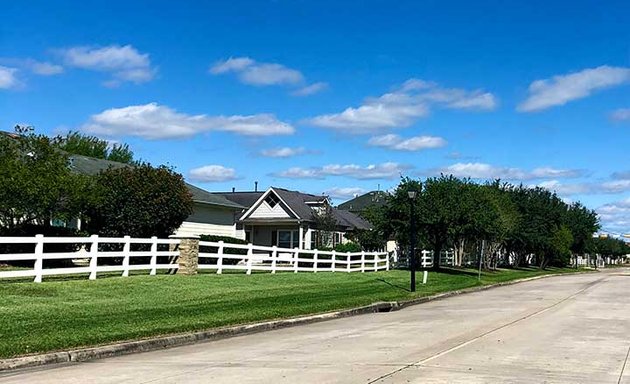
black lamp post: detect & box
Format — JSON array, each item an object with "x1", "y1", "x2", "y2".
[{"x1": 408, "y1": 190, "x2": 417, "y2": 292}]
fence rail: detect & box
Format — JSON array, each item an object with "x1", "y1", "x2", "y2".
[
  {"x1": 197, "y1": 240, "x2": 389, "y2": 274},
  {"x1": 0, "y1": 235, "x2": 390, "y2": 283},
  {"x1": 0, "y1": 235, "x2": 179, "y2": 282}
]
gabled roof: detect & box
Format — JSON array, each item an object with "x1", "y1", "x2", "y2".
[
  {"x1": 217, "y1": 187, "x2": 370, "y2": 230},
  {"x1": 67, "y1": 154, "x2": 244, "y2": 210},
  {"x1": 338, "y1": 191, "x2": 389, "y2": 213}
]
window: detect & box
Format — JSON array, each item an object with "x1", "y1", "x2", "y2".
[
  {"x1": 265, "y1": 193, "x2": 280, "y2": 208},
  {"x1": 278, "y1": 230, "x2": 299, "y2": 249}
]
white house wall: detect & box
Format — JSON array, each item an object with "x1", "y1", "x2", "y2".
[
  {"x1": 175, "y1": 221, "x2": 237, "y2": 238},
  {"x1": 249, "y1": 201, "x2": 291, "y2": 219},
  {"x1": 174, "y1": 203, "x2": 243, "y2": 238}
]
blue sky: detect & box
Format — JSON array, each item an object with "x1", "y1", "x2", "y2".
[{"x1": 1, "y1": 0, "x2": 629, "y2": 234}]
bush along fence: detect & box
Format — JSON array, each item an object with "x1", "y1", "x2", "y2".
[{"x1": 0, "y1": 235, "x2": 389, "y2": 283}]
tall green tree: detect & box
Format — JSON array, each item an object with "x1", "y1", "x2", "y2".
[
  {"x1": 52, "y1": 131, "x2": 135, "y2": 164},
  {"x1": 0, "y1": 126, "x2": 91, "y2": 231}
]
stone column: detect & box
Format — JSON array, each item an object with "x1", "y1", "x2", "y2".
[{"x1": 169, "y1": 235, "x2": 200, "y2": 275}]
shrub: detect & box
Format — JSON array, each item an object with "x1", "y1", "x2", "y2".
[
  {"x1": 198, "y1": 234, "x2": 248, "y2": 265},
  {"x1": 334, "y1": 242, "x2": 361, "y2": 253},
  {"x1": 0, "y1": 224, "x2": 87, "y2": 267}
]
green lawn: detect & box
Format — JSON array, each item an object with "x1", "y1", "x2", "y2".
[{"x1": 0, "y1": 267, "x2": 584, "y2": 359}]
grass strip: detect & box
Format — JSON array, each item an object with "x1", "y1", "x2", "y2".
[{"x1": 0, "y1": 267, "x2": 584, "y2": 359}]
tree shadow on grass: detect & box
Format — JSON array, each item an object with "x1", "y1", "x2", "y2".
[
  {"x1": 376, "y1": 278, "x2": 411, "y2": 292},
  {"x1": 433, "y1": 267, "x2": 480, "y2": 277}
]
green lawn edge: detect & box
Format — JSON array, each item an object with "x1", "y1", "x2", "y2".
[{"x1": 0, "y1": 267, "x2": 587, "y2": 359}]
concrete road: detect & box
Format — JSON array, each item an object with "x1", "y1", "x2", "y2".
[{"x1": 2, "y1": 269, "x2": 629, "y2": 383}]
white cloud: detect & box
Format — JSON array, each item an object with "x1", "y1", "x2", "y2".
[
  {"x1": 272, "y1": 167, "x2": 325, "y2": 179},
  {"x1": 610, "y1": 108, "x2": 630, "y2": 121},
  {"x1": 291, "y1": 82, "x2": 328, "y2": 96},
  {"x1": 518, "y1": 66, "x2": 630, "y2": 112},
  {"x1": 30, "y1": 61, "x2": 63, "y2": 76},
  {"x1": 597, "y1": 197, "x2": 630, "y2": 234},
  {"x1": 210, "y1": 56, "x2": 304, "y2": 86},
  {"x1": 420, "y1": 162, "x2": 585, "y2": 181},
  {"x1": 59, "y1": 45, "x2": 155, "y2": 86},
  {"x1": 81, "y1": 102, "x2": 295, "y2": 139},
  {"x1": 324, "y1": 187, "x2": 367, "y2": 199},
  {"x1": 612, "y1": 170, "x2": 630, "y2": 180},
  {"x1": 368, "y1": 134, "x2": 447, "y2": 151},
  {"x1": 0, "y1": 66, "x2": 19, "y2": 89},
  {"x1": 272, "y1": 162, "x2": 411, "y2": 180},
  {"x1": 305, "y1": 78, "x2": 496, "y2": 134},
  {"x1": 189, "y1": 165, "x2": 239, "y2": 182},
  {"x1": 600, "y1": 179, "x2": 630, "y2": 194},
  {"x1": 534, "y1": 179, "x2": 630, "y2": 197},
  {"x1": 537, "y1": 180, "x2": 592, "y2": 196},
  {"x1": 260, "y1": 147, "x2": 308, "y2": 158}
]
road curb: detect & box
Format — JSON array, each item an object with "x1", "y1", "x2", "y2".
[{"x1": 0, "y1": 269, "x2": 596, "y2": 372}]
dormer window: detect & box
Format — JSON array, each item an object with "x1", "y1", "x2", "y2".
[{"x1": 265, "y1": 193, "x2": 280, "y2": 208}]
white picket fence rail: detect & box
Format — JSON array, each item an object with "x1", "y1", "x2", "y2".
[
  {"x1": 0, "y1": 235, "x2": 390, "y2": 283},
  {"x1": 197, "y1": 240, "x2": 389, "y2": 274},
  {"x1": 0, "y1": 235, "x2": 179, "y2": 282}
]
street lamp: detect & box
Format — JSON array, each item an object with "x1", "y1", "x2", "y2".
[{"x1": 408, "y1": 190, "x2": 417, "y2": 292}]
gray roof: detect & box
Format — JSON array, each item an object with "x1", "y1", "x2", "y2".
[
  {"x1": 333, "y1": 209, "x2": 372, "y2": 231},
  {"x1": 338, "y1": 191, "x2": 389, "y2": 213},
  {"x1": 68, "y1": 154, "x2": 244, "y2": 210},
  {"x1": 214, "y1": 191, "x2": 264, "y2": 210}
]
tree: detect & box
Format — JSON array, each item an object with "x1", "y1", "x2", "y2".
[
  {"x1": 52, "y1": 131, "x2": 135, "y2": 164},
  {"x1": 312, "y1": 204, "x2": 338, "y2": 249},
  {"x1": 0, "y1": 126, "x2": 91, "y2": 232},
  {"x1": 85, "y1": 164, "x2": 193, "y2": 238}
]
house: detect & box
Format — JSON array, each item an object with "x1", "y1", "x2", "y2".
[
  {"x1": 338, "y1": 190, "x2": 398, "y2": 254},
  {"x1": 66, "y1": 154, "x2": 245, "y2": 236},
  {"x1": 338, "y1": 190, "x2": 389, "y2": 213},
  {"x1": 214, "y1": 187, "x2": 372, "y2": 249}
]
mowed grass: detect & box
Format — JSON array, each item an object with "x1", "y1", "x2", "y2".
[{"x1": 0, "y1": 267, "x2": 583, "y2": 359}]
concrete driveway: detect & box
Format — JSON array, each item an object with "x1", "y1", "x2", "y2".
[{"x1": 1, "y1": 269, "x2": 629, "y2": 383}]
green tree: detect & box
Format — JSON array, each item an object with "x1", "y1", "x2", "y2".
[
  {"x1": 52, "y1": 131, "x2": 135, "y2": 164},
  {"x1": 85, "y1": 164, "x2": 193, "y2": 238},
  {"x1": 312, "y1": 204, "x2": 338, "y2": 249},
  {"x1": 0, "y1": 126, "x2": 91, "y2": 231}
]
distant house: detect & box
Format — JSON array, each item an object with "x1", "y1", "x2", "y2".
[
  {"x1": 66, "y1": 154, "x2": 245, "y2": 236},
  {"x1": 338, "y1": 190, "x2": 389, "y2": 214},
  {"x1": 338, "y1": 190, "x2": 397, "y2": 254},
  {"x1": 214, "y1": 187, "x2": 372, "y2": 249}
]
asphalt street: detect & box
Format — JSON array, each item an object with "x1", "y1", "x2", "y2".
[{"x1": 1, "y1": 269, "x2": 629, "y2": 383}]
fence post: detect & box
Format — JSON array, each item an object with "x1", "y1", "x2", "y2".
[
  {"x1": 360, "y1": 251, "x2": 366, "y2": 273},
  {"x1": 374, "y1": 252, "x2": 378, "y2": 272},
  {"x1": 149, "y1": 236, "x2": 158, "y2": 276},
  {"x1": 423, "y1": 270, "x2": 428, "y2": 284},
  {"x1": 313, "y1": 249, "x2": 318, "y2": 273},
  {"x1": 216, "y1": 241, "x2": 224, "y2": 274},
  {"x1": 122, "y1": 235, "x2": 131, "y2": 277},
  {"x1": 293, "y1": 247, "x2": 300, "y2": 273},
  {"x1": 271, "y1": 245, "x2": 278, "y2": 274},
  {"x1": 33, "y1": 234, "x2": 44, "y2": 283},
  {"x1": 386, "y1": 252, "x2": 390, "y2": 271},
  {"x1": 169, "y1": 235, "x2": 199, "y2": 275},
  {"x1": 331, "y1": 250, "x2": 336, "y2": 272},
  {"x1": 346, "y1": 252, "x2": 351, "y2": 273},
  {"x1": 89, "y1": 234, "x2": 99, "y2": 280},
  {"x1": 246, "y1": 243, "x2": 254, "y2": 275}
]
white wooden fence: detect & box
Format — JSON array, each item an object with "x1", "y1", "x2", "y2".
[
  {"x1": 0, "y1": 235, "x2": 389, "y2": 283},
  {"x1": 0, "y1": 235, "x2": 179, "y2": 282},
  {"x1": 197, "y1": 240, "x2": 389, "y2": 274}
]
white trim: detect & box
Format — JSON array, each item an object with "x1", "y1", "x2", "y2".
[{"x1": 240, "y1": 188, "x2": 301, "y2": 221}]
